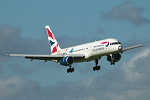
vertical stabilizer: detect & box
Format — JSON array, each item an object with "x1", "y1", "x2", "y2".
[{"x1": 45, "y1": 25, "x2": 61, "y2": 54}]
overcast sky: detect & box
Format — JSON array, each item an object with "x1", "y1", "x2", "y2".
[{"x1": 0, "y1": 0, "x2": 150, "y2": 100}]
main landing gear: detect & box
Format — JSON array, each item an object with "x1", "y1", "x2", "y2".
[
  {"x1": 111, "y1": 62, "x2": 115, "y2": 65},
  {"x1": 93, "y1": 59, "x2": 101, "y2": 71},
  {"x1": 110, "y1": 54, "x2": 115, "y2": 65},
  {"x1": 67, "y1": 58, "x2": 101, "y2": 73},
  {"x1": 67, "y1": 66, "x2": 74, "y2": 73}
]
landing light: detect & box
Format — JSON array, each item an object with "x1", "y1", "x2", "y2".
[{"x1": 118, "y1": 46, "x2": 122, "y2": 50}]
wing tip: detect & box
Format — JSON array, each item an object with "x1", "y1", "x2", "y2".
[{"x1": 139, "y1": 44, "x2": 143, "y2": 46}]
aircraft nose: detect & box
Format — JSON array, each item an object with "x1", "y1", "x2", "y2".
[{"x1": 118, "y1": 46, "x2": 122, "y2": 50}]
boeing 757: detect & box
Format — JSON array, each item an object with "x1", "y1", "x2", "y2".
[{"x1": 10, "y1": 25, "x2": 143, "y2": 73}]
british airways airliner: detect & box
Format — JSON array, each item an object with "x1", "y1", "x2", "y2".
[{"x1": 10, "y1": 25, "x2": 143, "y2": 73}]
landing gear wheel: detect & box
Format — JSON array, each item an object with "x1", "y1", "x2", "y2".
[
  {"x1": 67, "y1": 69, "x2": 70, "y2": 73},
  {"x1": 93, "y1": 58, "x2": 101, "y2": 71},
  {"x1": 93, "y1": 67, "x2": 96, "y2": 71},
  {"x1": 71, "y1": 68, "x2": 74, "y2": 72},
  {"x1": 93, "y1": 66, "x2": 101, "y2": 71},
  {"x1": 97, "y1": 66, "x2": 100, "y2": 70},
  {"x1": 111, "y1": 62, "x2": 115, "y2": 65},
  {"x1": 67, "y1": 67, "x2": 74, "y2": 73}
]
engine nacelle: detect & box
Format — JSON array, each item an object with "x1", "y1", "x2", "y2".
[
  {"x1": 60, "y1": 56, "x2": 74, "y2": 66},
  {"x1": 113, "y1": 53, "x2": 121, "y2": 62},
  {"x1": 107, "y1": 53, "x2": 121, "y2": 62}
]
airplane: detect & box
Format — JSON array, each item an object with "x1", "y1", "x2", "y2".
[{"x1": 10, "y1": 25, "x2": 143, "y2": 73}]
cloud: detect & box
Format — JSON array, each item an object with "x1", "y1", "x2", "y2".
[
  {"x1": 57, "y1": 36, "x2": 89, "y2": 48},
  {"x1": 0, "y1": 76, "x2": 41, "y2": 100},
  {"x1": 1, "y1": 46, "x2": 150, "y2": 100},
  {"x1": 43, "y1": 47, "x2": 150, "y2": 100},
  {"x1": 0, "y1": 25, "x2": 50, "y2": 58},
  {"x1": 0, "y1": 24, "x2": 90, "y2": 77},
  {"x1": 0, "y1": 25, "x2": 51, "y2": 77},
  {"x1": 97, "y1": 26, "x2": 106, "y2": 34},
  {"x1": 100, "y1": 1, "x2": 150, "y2": 26},
  {"x1": 1, "y1": 25, "x2": 150, "y2": 100},
  {"x1": 121, "y1": 47, "x2": 150, "y2": 82}
]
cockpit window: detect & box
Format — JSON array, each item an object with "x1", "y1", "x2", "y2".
[{"x1": 110, "y1": 42, "x2": 121, "y2": 45}]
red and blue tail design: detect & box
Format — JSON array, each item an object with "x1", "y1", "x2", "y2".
[{"x1": 45, "y1": 25, "x2": 61, "y2": 54}]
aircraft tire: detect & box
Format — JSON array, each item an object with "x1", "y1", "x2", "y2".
[
  {"x1": 72, "y1": 68, "x2": 74, "y2": 72},
  {"x1": 93, "y1": 66, "x2": 100, "y2": 71},
  {"x1": 111, "y1": 62, "x2": 115, "y2": 65},
  {"x1": 67, "y1": 69, "x2": 70, "y2": 73},
  {"x1": 93, "y1": 66, "x2": 96, "y2": 71},
  {"x1": 97, "y1": 66, "x2": 100, "y2": 70},
  {"x1": 67, "y1": 68, "x2": 74, "y2": 73}
]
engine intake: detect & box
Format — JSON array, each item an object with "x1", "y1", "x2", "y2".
[
  {"x1": 60, "y1": 56, "x2": 74, "y2": 66},
  {"x1": 107, "y1": 53, "x2": 121, "y2": 62},
  {"x1": 113, "y1": 53, "x2": 121, "y2": 62}
]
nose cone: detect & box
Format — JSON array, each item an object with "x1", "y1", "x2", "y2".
[{"x1": 118, "y1": 46, "x2": 122, "y2": 50}]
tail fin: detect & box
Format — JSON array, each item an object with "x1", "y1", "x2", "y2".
[{"x1": 45, "y1": 25, "x2": 61, "y2": 54}]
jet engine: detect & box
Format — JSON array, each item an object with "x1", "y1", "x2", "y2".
[
  {"x1": 107, "y1": 53, "x2": 121, "y2": 62},
  {"x1": 60, "y1": 56, "x2": 74, "y2": 66}
]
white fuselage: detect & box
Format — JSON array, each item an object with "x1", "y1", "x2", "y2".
[{"x1": 52, "y1": 38, "x2": 122, "y2": 63}]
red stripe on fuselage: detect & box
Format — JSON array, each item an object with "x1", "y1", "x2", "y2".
[{"x1": 101, "y1": 41, "x2": 109, "y2": 44}]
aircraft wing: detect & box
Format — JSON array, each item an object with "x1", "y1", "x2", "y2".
[
  {"x1": 9, "y1": 54, "x2": 85, "y2": 62},
  {"x1": 122, "y1": 44, "x2": 143, "y2": 52}
]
